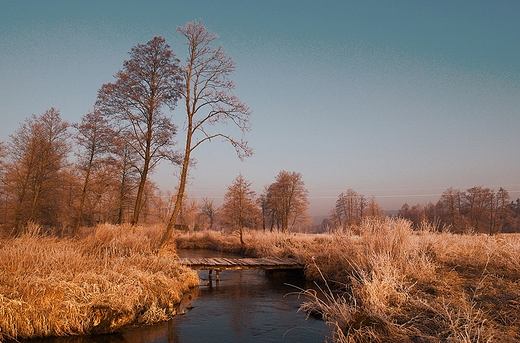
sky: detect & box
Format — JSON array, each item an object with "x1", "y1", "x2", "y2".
[{"x1": 1, "y1": 0, "x2": 519, "y2": 216}]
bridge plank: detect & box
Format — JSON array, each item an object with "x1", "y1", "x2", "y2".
[{"x1": 179, "y1": 256, "x2": 303, "y2": 271}]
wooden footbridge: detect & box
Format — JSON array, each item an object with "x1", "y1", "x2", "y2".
[{"x1": 178, "y1": 257, "x2": 304, "y2": 282}]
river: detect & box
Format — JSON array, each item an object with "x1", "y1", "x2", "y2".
[{"x1": 22, "y1": 250, "x2": 331, "y2": 343}]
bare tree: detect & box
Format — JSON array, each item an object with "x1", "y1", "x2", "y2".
[
  {"x1": 220, "y1": 174, "x2": 260, "y2": 245},
  {"x1": 333, "y1": 189, "x2": 366, "y2": 229},
  {"x1": 463, "y1": 186, "x2": 493, "y2": 233},
  {"x1": 72, "y1": 110, "x2": 112, "y2": 236},
  {"x1": 164, "y1": 191, "x2": 198, "y2": 231},
  {"x1": 489, "y1": 187, "x2": 512, "y2": 235},
  {"x1": 199, "y1": 197, "x2": 218, "y2": 231},
  {"x1": 109, "y1": 138, "x2": 141, "y2": 224},
  {"x1": 160, "y1": 20, "x2": 252, "y2": 249},
  {"x1": 5, "y1": 108, "x2": 70, "y2": 232},
  {"x1": 436, "y1": 187, "x2": 464, "y2": 230},
  {"x1": 399, "y1": 202, "x2": 436, "y2": 229},
  {"x1": 96, "y1": 36, "x2": 182, "y2": 226},
  {"x1": 366, "y1": 196, "x2": 384, "y2": 219},
  {"x1": 331, "y1": 190, "x2": 382, "y2": 232},
  {"x1": 0, "y1": 142, "x2": 6, "y2": 171},
  {"x1": 257, "y1": 193, "x2": 267, "y2": 232},
  {"x1": 265, "y1": 171, "x2": 309, "y2": 233},
  {"x1": 137, "y1": 179, "x2": 166, "y2": 225}
]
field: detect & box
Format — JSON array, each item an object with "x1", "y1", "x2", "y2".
[
  {"x1": 177, "y1": 218, "x2": 520, "y2": 343},
  {"x1": 1, "y1": 219, "x2": 519, "y2": 342}
]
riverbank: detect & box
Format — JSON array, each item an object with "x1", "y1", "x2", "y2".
[
  {"x1": 176, "y1": 218, "x2": 520, "y2": 342},
  {"x1": 2, "y1": 220, "x2": 519, "y2": 342},
  {"x1": 0, "y1": 224, "x2": 199, "y2": 342}
]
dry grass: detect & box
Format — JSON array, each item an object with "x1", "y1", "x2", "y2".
[
  {"x1": 176, "y1": 220, "x2": 520, "y2": 342},
  {"x1": 0, "y1": 223, "x2": 199, "y2": 341}
]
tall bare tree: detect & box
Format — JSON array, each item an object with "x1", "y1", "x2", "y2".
[
  {"x1": 96, "y1": 36, "x2": 182, "y2": 226},
  {"x1": 160, "y1": 20, "x2": 252, "y2": 249},
  {"x1": 5, "y1": 108, "x2": 70, "y2": 232},
  {"x1": 220, "y1": 174, "x2": 260, "y2": 244}
]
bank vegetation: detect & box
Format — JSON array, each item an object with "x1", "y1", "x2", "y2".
[
  {"x1": 0, "y1": 223, "x2": 199, "y2": 342},
  {"x1": 2, "y1": 218, "x2": 519, "y2": 342},
  {"x1": 177, "y1": 218, "x2": 520, "y2": 343}
]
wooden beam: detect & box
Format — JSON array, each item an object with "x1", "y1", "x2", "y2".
[{"x1": 178, "y1": 257, "x2": 304, "y2": 271}]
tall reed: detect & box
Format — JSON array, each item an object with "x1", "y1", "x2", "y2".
[{"x1": 294, "y1": 219, "x2": 520, "y2": 342}]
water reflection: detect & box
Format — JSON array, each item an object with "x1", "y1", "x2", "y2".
[{"x1": 21, "y1": 250, "x2": 330, "y2": 343}]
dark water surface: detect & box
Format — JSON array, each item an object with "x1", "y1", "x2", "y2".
[{"x1": 23, "y1": 250, "x2": 330, "y2": 343}]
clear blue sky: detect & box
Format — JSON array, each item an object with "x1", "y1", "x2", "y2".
[{"x1": 1, "y1": 0, "x2": 519, "y2": 216}]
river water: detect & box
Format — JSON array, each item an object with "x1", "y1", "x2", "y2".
[{"x1": 23, "y1": 250, "x2": 330, "y2": 343}]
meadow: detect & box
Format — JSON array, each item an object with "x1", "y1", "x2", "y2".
[{"x1": 1, "y1": 219, "x2": 519, "y2": 342}]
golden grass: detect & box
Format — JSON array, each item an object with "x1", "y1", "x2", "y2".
[
  {"x1": 176, "y1": 220, "x2": 520, "y2": 342},
  {"x1": 0, "y1": 224, "x2": 199, "y2": 341}
]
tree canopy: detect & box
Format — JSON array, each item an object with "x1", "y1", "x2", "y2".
[
  {"x1": 96, "y1": 36, "x2": 182, "y2": 225},
  {"x1": 220, "y1": 174, "x2": 260, "y2": 244},
  {"x1": 263, "y1": 171, "x2": 309, "y2": 233}
]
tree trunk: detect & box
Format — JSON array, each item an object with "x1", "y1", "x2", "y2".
[
  {"x1": 132, "y1": 133, "x2": 152, "y2": 226},
  {"x1": 74, "y1": 149, "x2": 94, "y2": 238},
  {"x1": 132, "y1": 165, "x2": 148, "y2": 226},
  {"x1": 160, "y1": 120, "x2": 192, "y2": 249},
  {"x1": 74, "y1": 168, "x2": 90, "y2": 238},
  {"x1": 160, "y1": 150, "x2": 190, "y2": 249}
]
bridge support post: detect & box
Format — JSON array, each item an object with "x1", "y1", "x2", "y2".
[{"x1": 207, "y1": 269, "x2": 220, "y2": 289}]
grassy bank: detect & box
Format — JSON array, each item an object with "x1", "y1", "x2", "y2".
[
  {"x1": 0, "y1": 224, "x2": 199, "y2": 342},
  {"x1": 176, "y1": 219, "x2": 520, "y2": 342}
]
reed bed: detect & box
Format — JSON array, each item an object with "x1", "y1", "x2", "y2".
[
  {"x1": 0, "y1": 224, "x2": 199, "y2": 342},
  {"x1": 176, "y1": 220, "x2": 520, "y2": 342}
]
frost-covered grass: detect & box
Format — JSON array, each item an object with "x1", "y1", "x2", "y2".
[
  {"x1": 0, "y1": 224, "x2": 199, "y2": 341},
  {"x1": 177, "y1": 219, "x2": 520, "y2": 342}
]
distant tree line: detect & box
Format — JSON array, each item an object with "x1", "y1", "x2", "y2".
[
  {"x1": 212, "y1": 171, "x2": 310, "y2": 239},
  {"x1": 3, "y1": 118, "x2": 517, "y2": 239},
  {"x1": 398, "y1": 186, "x2": 520, "y2": 234},
  {"x1": 0, "y1": 108, "x2": 165, "y2": 236},
  {"x1": 317, "y1": 189, "x2": 385, "y2": 233},
  {"x1": 0, "y1": 107, "x2": 308, "y2": 237},
  {"x1": 0, "y1": 112, "x2": 311, "y2": 236}
]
